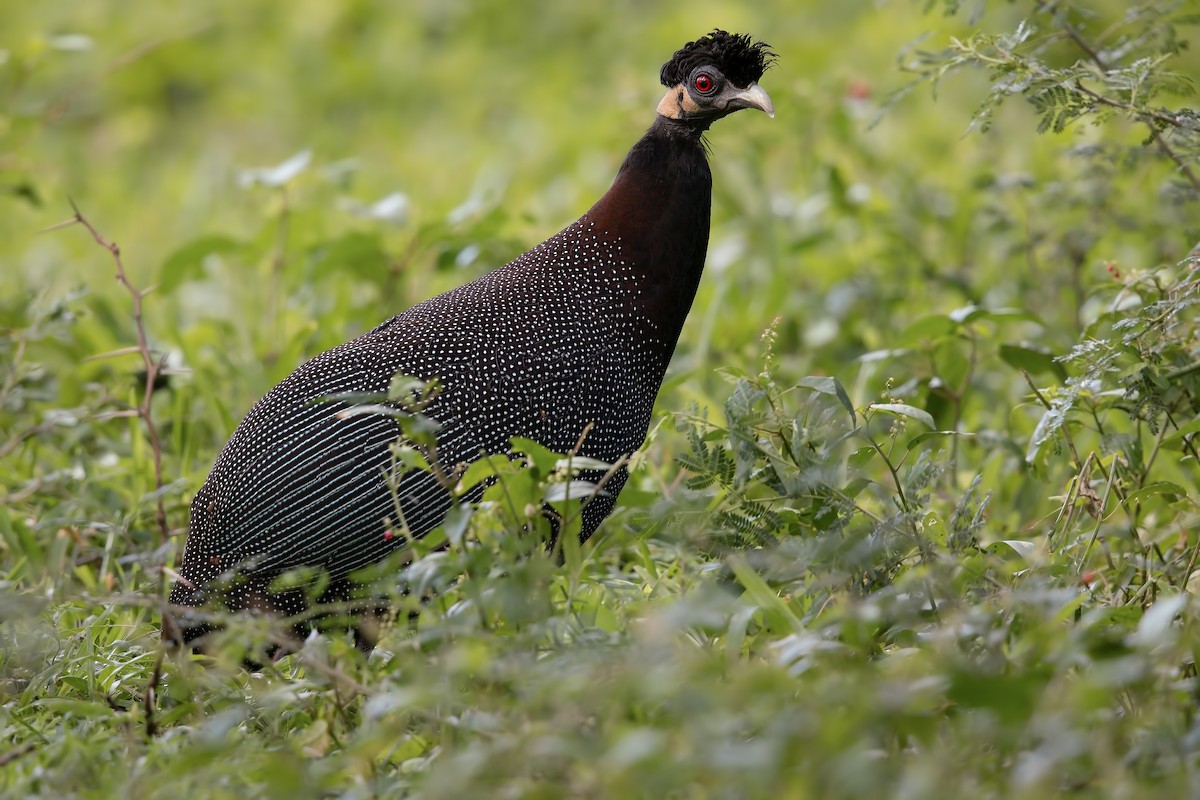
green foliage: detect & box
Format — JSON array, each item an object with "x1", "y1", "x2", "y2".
[
  {"x1": 3, "y1": 1, "x2": 1200, "y2": 797},
  {"x1": 903, "y1": 0, "x2": 1200, "y2": 196}
]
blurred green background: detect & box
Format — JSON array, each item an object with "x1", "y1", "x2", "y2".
[
  {"x1": 4, "y1": 2, "x2": 1200, "y2": 796},
  {"x1": 5, "y1": 0, "x2": 1196, "y2": 522},
  {"x1": 5, "y1": 0, "x2": 1194, "y2": 415}
]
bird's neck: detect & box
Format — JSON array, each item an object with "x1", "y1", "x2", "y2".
[{"x1": 585, "y1": 116, "x2": 713, "y2": 349}]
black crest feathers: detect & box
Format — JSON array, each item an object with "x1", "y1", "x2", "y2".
[{"x1": 659, "y1": 30, "x2": 776, "y2": 89}]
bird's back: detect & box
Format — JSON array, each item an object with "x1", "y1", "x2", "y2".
[{"x1": 176, "y1": 214, "x2": 666, "y2": 611}]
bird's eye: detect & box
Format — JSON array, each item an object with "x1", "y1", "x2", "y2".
[{"x1": 694, "y1": 74, "x2": 714, "y2": 94}]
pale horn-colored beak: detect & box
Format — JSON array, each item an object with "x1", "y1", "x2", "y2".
[{"x1": 731, "y1": 83, "x2": 775, "y2": 119}]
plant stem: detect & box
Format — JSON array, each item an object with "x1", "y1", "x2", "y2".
[{"x1": 68, "y1": 203, "x2": 171, "y2": 547}]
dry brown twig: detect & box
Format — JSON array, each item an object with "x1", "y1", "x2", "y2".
[
  {"x1": 45, "y1": 203, "x2": 174, "y2": 738},
  {"x1": 46, "y1": 202, "x2": 172, "y2": 546},
  {"x1": 0, "y1": 743, "x2": 36, "y2": 768}
]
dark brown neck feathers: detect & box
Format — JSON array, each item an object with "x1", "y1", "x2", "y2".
[{"x1": 586, "y1": 116, "x2": 713, "y2": 353}]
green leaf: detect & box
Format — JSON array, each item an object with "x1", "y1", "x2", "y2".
[
  {"x1": 543, "y1": 480, "x2": 606, "y2": 504},
  {"x1": 981, "y1": 308, "x2": 1044, "y2": 325},
  {"x1": 999, "y1": 342, "x2": 1067, "y2": 379},
  {"x1": 442, "y1": 502, "x2": 474, "y2": 547},
  {"x1": 457, "y1": 453, "x2": 519, "y2": 494},
  {"x1": 58, "y1": 676, "x2": 89, "y2": 693},
  {"x1": 510, "y1": 437, "x2": 561, "y2": 473},
  {"x1": 3, "y1": 179, "x2": 42, "y2": 207},
  {"x1": 906, "y1": 429, "x2": 975, "y2": 452},
  {"x1": 728, "y1": 556, "x2": 803, "y2": 633},
  {"x1": 901, "y1": 314, "x2": 957, "y2": 343},
  {"x1": 554, "y1": 455, "x2": 613, "y2": 473},
  {"x1": 848, "y1": 446, "x2": 876, "y2": 470},
  {"x1": 35, "y1": 698, "x2": 114, "y2": 718},
  {"x1": 1162, "y1": 416, "x2": 1200, "y2": 449},
  {"x1": 998, "y1": 539, "x2": 1037, "y2": 562},
  {"x1": 948, "y1": 669, "x2": 1046, "y2": 724},
  {"x1": 796, "y1": 376, "x2": 856, "y2": 423},
  {"x1": 868, "y1": 403, "x2": 936, "y2": 429},
  {"x1": 1122, "y1": 482, "x2": 1188, "y2": 505},
  {"x1": 388, "y1": 374, "x2": 431, "y2": 404},
  {"x1": 391, "y1": 444, "x2": 432, "y2": 473},
  {"x1": 948, "y1": 304, "x2": 984, "y2": 324},
  {"x1": 934, "y1": 340, "x2": 971, "y2": 388},
  {"x1": 1130, "y1": 594, "x2": 1187, "y2": 649}
]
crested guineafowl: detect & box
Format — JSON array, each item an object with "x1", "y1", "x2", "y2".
[{"x1": 166, "y1": 30, "x2": 776, "y2": 650}]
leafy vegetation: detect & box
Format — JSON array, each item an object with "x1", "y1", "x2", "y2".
[{"x1": 3, "y1": 1, "x2": 1200, "y2": 796}]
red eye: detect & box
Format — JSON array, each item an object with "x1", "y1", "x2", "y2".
[{"x1": 694, "y1": 74, "x2": 713, "y2": 93}]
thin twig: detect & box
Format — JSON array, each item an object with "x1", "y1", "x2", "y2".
[
  {"x1": 62, "y1": 202, "x2": 171, "y2": 546},
  {"x1": 1051, "y1": 451, "x2": 1094, "y2": 543},
  {"x1": 862, "y1": 425, "x2": 910, "y2": 514},
  {"x1": 1021, "y1": 368, "x2": 1084, "y2": 471},
  {"x1": 143, "y1": 648, "x2": 164, "y2": 739},
  {"x1": 1071, "y1": 81, "x2": 1200, "y2": 192},
  {"x1": 558, "y1": 453, "x2": 631, "y2": 536},
  {"x1": 0, "y1": 743, "x2": 35, "y2": 768},
  {"x1": 60, "y1": 205, "x2": 175, "y2": 741},
  {"x1": 1079, "y1": 454, "x2": 1121, "y2": 571}
]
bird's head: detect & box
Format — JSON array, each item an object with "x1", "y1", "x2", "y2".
[{"x1": 656, "y1": 30, "x2": 776, "y2": 126}]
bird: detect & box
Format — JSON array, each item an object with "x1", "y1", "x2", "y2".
[{"x1": 165, "y1": 30, "x2": 776, "y2": 651}]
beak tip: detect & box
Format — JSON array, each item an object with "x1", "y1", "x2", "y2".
[{"x1": 735, "y1": 82, "x2": 775, "y2": 120}]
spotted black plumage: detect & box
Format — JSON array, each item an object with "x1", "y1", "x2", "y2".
[{"x1": 165, "y1": 31, "x2": 775, "y2": 648}]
